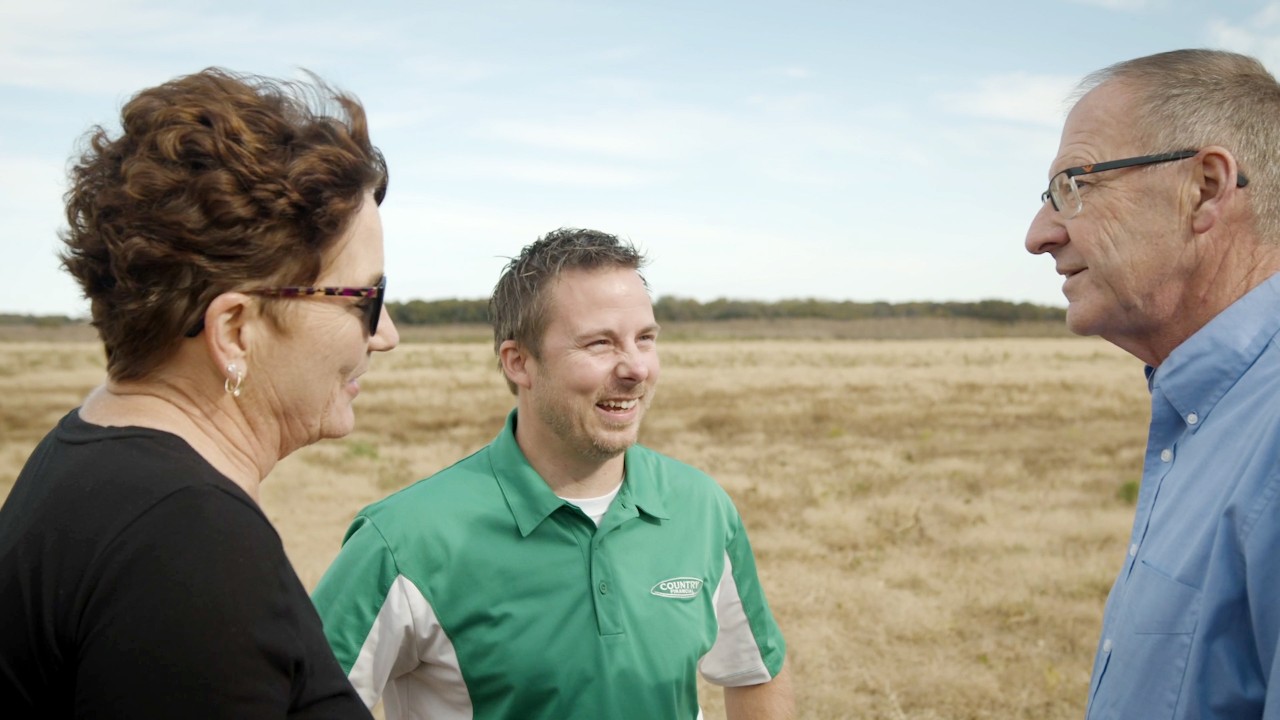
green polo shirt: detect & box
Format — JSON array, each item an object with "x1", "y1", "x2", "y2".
[{"x1": 313, "y1": 410, "x2": 786, "y2": 720}]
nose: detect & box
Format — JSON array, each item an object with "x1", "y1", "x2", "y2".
[
  {"x1": 615, "y1": 344, "x2": 656, "y2": 384},
  {"x1": 1025, "y1": 201, "x2": 1067, "y2": 256},
  {"x1": 371, "y1": 306, "x2": 400, "y2": 352}
]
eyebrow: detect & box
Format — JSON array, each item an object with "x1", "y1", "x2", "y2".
[
  {"x1": 574, "y1": 323, "x2": 662, "y2": 342},
  {"x1": 1051, "y1": 157, "x2": 1095, "y2": 177}
]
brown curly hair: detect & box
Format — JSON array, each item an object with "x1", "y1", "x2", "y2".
[{"x1": 60, "y1": 67, "x2": 388, "y2": 381}]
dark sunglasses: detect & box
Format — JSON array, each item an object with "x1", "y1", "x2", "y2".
[{"x1": 184, "y1": 276, "x2": 387, "y2": 338}]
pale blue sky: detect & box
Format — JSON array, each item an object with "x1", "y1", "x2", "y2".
[{"x1": 4, "y1": 0, "x2": 1279, "y2": 316}]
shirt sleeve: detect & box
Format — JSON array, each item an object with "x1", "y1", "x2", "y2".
[
  {"x1": 72, "y1": 486, "x2": 370, "y2": 719},
  {"x1": 312, "y1": 516, "x2": 423, "y2": 709},
  {"x1": 1244, "y1": 477, "x2": 1280, "y2": 719},
  {"x1": 698, "y1": 515, "x2": 787, "y2": 687}
]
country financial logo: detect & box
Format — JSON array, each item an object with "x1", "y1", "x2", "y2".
[{"x1": 650, "y1": 577, "x2": 703, "y2": 599}]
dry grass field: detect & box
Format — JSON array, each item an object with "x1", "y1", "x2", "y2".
[{"x1": 0, "y1": 331, "x2": 1149, "y2": 719}]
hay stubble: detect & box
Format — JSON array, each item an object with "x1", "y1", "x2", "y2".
[{"x1": 0, "y1": 337, "x2": 1146, "y2": 718}]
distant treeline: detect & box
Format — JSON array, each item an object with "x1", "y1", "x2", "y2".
[
  {"x1": 0, "y1": 313, "x2": 81, "y2": 327},
  {"x1": 386, "y1": 297, "x2": 1066, "y2": 326},
  {"x1": 2, "y1": 299, "x2": 1066, "y2": 328}
]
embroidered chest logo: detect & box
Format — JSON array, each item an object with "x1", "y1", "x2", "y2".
[{"x1": 651, "y1": 577, "x2": 704, "y2": 599}]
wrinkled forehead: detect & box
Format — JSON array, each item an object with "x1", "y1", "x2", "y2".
[{"x1": 1054, "y1": 82, "x2": 1139, "y2": 168}]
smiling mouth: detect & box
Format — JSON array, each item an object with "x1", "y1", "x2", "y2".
[{"x1": 598, "y1": 398, "x2": 640, "y2": 411}]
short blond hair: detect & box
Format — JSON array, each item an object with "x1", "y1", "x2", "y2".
[{"x1": 490, "y1": 228, "x2": 647, "y2": 394}]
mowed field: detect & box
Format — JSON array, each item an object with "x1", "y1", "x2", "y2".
[{"x1": 0, "y1": 331, "x2": 1150, "y2": 719}]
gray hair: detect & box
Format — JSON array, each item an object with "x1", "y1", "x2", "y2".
[{"x1": 1077, "y1": 49, "x2": 1280, "y2": 241}]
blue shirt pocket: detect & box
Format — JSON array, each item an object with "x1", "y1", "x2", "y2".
[
  {"x1": 1131, "y1": 561, "x2": 1201, "y2": 635},
  {"x1": 1095, "y1": 560, "x2": 1201, "y2": 719}
]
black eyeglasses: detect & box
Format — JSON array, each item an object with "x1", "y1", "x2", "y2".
[
  {"x1": 1041, "y1": 149, "x2": 1250, "y2": 219},
  {"x1": 184, "y1": 276, "x2": 387, "y2": 338}
]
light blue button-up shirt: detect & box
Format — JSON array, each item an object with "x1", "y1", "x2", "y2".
[{"x1": 1087, "y1": 273, "x2": 1280, "y2": 719}]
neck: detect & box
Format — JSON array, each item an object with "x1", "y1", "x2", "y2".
[
  {"x1": 513, "y1": 411, "x2": 626, "y2": 499},
  {"x1": 78, "y1": 375, "x2": 278, "y2": 503},
  {"x1": 1119, "y1": 231, "x2": 1280, "y2": 367}
]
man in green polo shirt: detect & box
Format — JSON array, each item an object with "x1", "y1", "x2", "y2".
[{"x1": 313, "y1": 227, "x2": 792, "y2": 719}]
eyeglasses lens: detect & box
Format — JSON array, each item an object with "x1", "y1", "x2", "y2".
[
  {"x1": 1051, "y1": 174, "x2": 1080, "y2": 218},
  {"x1": 367, "y1": 277, "x2": 386, "y2": 335}
]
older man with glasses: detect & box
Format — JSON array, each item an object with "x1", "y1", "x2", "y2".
[{"x1": 1026, "y1": 49, "x2": 1280, "y2": 719}]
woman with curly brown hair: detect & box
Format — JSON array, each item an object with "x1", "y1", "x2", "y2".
[{"x1": 0, "y1": 68, "x2": 397, "y2": 718}]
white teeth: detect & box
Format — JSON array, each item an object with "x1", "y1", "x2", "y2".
[{"x1": 599, "y1": 399, "x2": 638, "y2": 410}]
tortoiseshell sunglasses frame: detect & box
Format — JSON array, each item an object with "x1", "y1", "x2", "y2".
[{"x1": 184, "y1": 276, "x2": 386, "y2": 337}]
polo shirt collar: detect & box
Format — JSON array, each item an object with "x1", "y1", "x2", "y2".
[
  {"x1": 1149, "y1": 272, "x2": 1280, "y2": 428},
  {"x1": 489, "y1": 409, "x2": 670, "y2": 536},
  {"x1": 620, "y1": 444, "x2": 670, "y2": 521},
  {"x1": 489, "y1": 410, "x2": 565, "y2": 537}
]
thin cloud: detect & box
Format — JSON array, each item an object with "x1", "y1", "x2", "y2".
[
  {"x1": 0, "y1": 153, "x2": 84, "y2": 316},
  {"x1": 472, "y1": 105, "x2": 744, "y2": 162},
  {"x1": 0, "y1": 156, "x2": 67, "y2": 235},
  {"x1": 765, "y1": 66, "x2": 812, "y2": 79},
  {"x1": 939, "y1": 73, "x2": 1079, "y2": 128},
  {"x1": 1209, "y1": 3, "x2": 1280, "y2": 72},
  {"x1": 1064, "y1": 0, "x2": 1156, "y2": 10},
  {"x1": 447, "y1": 157, "x2": 655, "y2": 187},
  {"x1": 0, "y1": 1, "x2": 401, "y2": 95},
  {"x1": 0, "y1": 0, "x2": 164, "y2": 94},
  {"x1": 397, "y1": 56, "x2": 508, "y2": 87},
  {"x1": 480, "y1": 119, "x2": 668, "y2": 159}
]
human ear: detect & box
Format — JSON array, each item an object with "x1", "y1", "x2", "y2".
[
  {"x1": 1190, "y1": 146, "x2": 1242, "y2": 235},
  {"x1": 202, "y1": 292, "x2": 255, "y2": 381},
  {"x1": 499, "y1": 339, "x2": 535, "y2": 391}
]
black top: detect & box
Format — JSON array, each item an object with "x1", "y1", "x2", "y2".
[{"x1": 0, "y1": 410, "x2": 371, "y2": 719}]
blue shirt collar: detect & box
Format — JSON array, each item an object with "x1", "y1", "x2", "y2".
[{"x1": 1149, "y1": 272, "x2": 1280, "y2": 428}]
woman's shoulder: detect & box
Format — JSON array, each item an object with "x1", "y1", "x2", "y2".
[
  {"x1": 7, "y1": 412, "x2": 272, "y2": 560},
  {"x1": 51, "y1": 409, "x2": 255, "y2": 501}
]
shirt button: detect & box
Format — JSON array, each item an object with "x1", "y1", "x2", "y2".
[
  {"x1": 1129, "y1": 543, "x2": 1137, "y2": 557},
  {"x1": 1161, "y1": 448, "x2": 1173, "y2": 462},
  {"x1": 1102, "y1": 638, "x2": 1113, "y2": 653},
  {"x1": 598, "y1": 582, "x2": 609, "y2": 595},
  {"x1": 1187, "y1": 412, "x2": 1199, "y2": 425}
]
